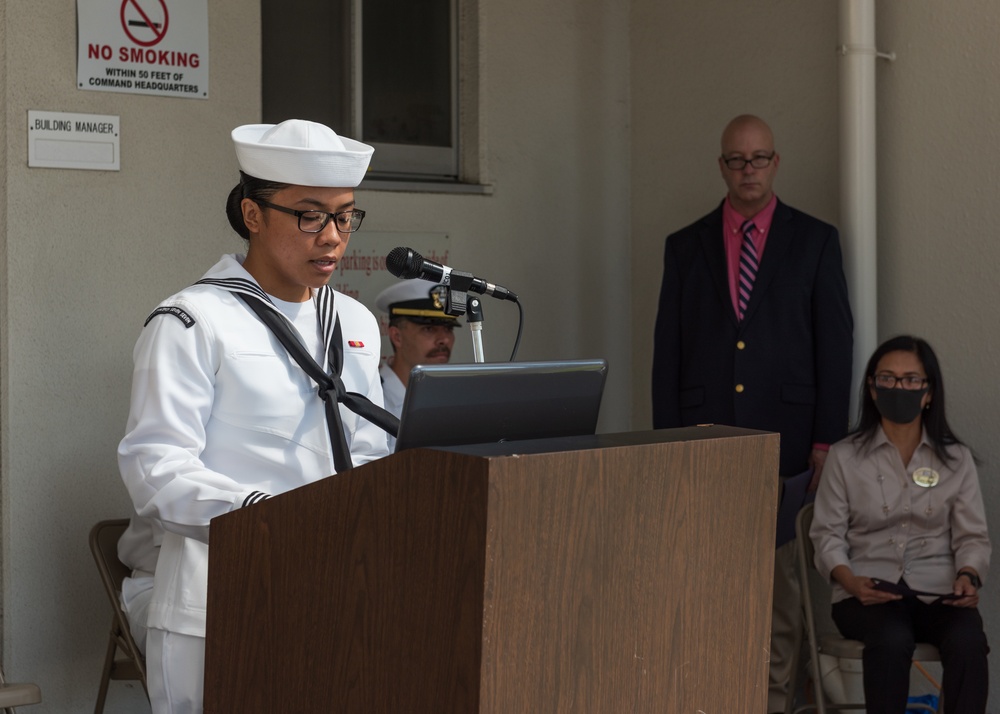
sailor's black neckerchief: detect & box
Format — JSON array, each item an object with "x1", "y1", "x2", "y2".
[{"x1": 195, "y1": 277, "x2": 399, "y2": 473}]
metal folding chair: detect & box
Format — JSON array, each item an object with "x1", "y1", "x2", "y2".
[
  {"x1": 792, "y1": 503, "x2": 940, "y2": 713},
  {"x1": 89, "y1": 519, "x2": 149, "y2": 713}
]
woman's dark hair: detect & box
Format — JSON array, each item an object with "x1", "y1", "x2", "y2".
[
  {"x1": 225, "y1": 171, "x2": 290, "y2": 241},
  {"x1": 853, "y1": 334, "x2": 964, "y2": 463}
]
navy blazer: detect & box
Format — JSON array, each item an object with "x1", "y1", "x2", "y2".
[{"x1": 651, "y1": 200, "x2": 854, "y2": 476}]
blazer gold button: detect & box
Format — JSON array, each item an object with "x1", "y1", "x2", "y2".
[
  {"x1": 735, "y1": 384, "x2": 744, "y2": 393},
  {"x1": 736, "y1": 340, "x2": 745, "y2": 350}
]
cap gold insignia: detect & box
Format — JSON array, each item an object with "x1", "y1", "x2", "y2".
[
  {"x1": 912, "y1": 467, "x2": 939, "y2": 488},
  {"x1": 430, "y1": 285, "x2": 448, "y2": 311}
]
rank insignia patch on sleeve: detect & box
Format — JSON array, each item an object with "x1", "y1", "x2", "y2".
[{"x1": 145, "y1": 306, "x2": 196, "y2": 328}]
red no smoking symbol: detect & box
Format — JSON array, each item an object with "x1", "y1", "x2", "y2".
[{"x1": 120, "y1": 0, "x2": 169, "y2": 47}]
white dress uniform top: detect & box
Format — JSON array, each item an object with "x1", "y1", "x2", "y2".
[
  {"x1": 380, "y1": 363, "x2": 405, "y2": 419},
  {"x1": 379, "y1": 362, "x2": 406, "y2": 451},
  {"x1": 119, "y1": 253, "x2": 388, "y2": 638}
]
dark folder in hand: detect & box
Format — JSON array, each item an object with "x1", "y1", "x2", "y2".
[{"x1": 871, "y1": 578, "x2": 961, "y2": 601}]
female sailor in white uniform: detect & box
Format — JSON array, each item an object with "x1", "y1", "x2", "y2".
[{"x1": 118, "y1": 120, "x2": 392, "y2": 713}]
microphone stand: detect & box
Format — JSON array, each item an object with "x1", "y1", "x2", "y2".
[
  {"x1": 466, "y1": 296, "x2": 485, "y2": 363},
  {"x1": 444, "y1": 272, "x2": 486, "y2": 363}
]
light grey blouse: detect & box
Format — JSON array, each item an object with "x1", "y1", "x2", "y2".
[{"x1": 811, "y1": 426, "x2": 990, "y2": 603}]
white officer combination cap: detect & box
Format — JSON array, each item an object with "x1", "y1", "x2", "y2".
[
  {"x1": 231, "y1": 119, "x2": 374, "y2": 187},
  {"x1": 375, "y1": 279, "x2": 460, "y2": 326}
]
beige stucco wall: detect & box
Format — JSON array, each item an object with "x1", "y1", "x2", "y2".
[
  {"x1": 2, "y1": 2, "x2": 262, "y2": 710},
  {"x1": 630, "y1": 0, "x2": 842, "y2": 426},
  {"x1": 631, "y1": 0, "x2": 1000, "y2": 705},
  {"x1": 5, "y1": 0, "x2": 1000, "y2": 711},
  {"x1": 875, "y1": 2, "x2": 1000, "y2": 697},
  {"x1": 1, "y1": 0, "x2": 630, "y2": 711}
]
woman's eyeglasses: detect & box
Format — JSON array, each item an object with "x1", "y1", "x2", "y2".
[{"x1": 256, "y1": 199, "x2": 366, "y2": 234}]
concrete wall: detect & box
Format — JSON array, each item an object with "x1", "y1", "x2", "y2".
[
  {"x1": 5, "y1": 0, "x2": 1000, "y2": 711},
  {"x1": 631, "y1": 0, "x2": 1000, "y2": 707},
  {"x1": 2, "y1": 2, "x2": 261, "y2": 710},
  {"x1": 0, "y1": 0, "x2": 630, "y2": 711},
  {"x1": 630, "y1": 0, "x2": 842, "y2": 426},
  {"x1": 876, "y1": 2, "x2": 1000, "y2": 699}
]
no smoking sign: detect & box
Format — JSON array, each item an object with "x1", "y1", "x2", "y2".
[
  {"x1": 121, "y1": 0, "x2": 169, "y2": 47},
  {"x1": 77, "y1": 0, "x2": 208, "y2": 99}
]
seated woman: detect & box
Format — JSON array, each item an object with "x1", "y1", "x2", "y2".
[{"x1": 810, "y1": 335, "x2": 990, "y2": 714}]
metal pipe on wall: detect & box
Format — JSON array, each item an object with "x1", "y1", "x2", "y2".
[{"x1": 838, "y1": 0, "x2": 881, "y2": 423}]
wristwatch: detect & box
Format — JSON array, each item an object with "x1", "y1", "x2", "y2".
[{"x1": 957, "y1": 570, "x2": 982, "y2": 589}]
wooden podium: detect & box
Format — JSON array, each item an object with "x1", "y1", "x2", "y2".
[{"x1": 204, "y1": 426, "x2": 779, "y2": 713}]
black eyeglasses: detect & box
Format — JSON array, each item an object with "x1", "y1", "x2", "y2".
[
  {"x1": 721, "y1": 153, "x2": 775, "y2": 170},
  {"x1": 872, "y1": 373, "x2": 928, "y2": 390},
  {"x1": 255, "y1": 199, "x2": 366, "y2": 234}
]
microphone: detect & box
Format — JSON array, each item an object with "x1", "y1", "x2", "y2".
[{"x1": 386, "y1": 247, "x2": 518, "y2": 302}]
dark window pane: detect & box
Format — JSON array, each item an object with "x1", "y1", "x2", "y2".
[
  {"x1": 362, "y1": 0, "x2": 453, "y2": 147},
  {"x1": 262, "y1": 0, "x2": 351, "y2": 132}
]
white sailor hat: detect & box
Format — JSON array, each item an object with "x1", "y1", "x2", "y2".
[
  {"x1": 232, "y1": 119, "x2": 374, "y2": 187},
  {"x1": 375, "y1": 279, "x2": 460, "y2": 326}
]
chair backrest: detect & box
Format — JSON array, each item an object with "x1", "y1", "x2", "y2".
[
  {"x1": 795, "y1": 506, "x2": 827, "y2": 653},
  {"x1": 88, "y1": 519, "x2": 147, "y2": 698},
  {"x1": 90, "y1": 520, "x2": 132, "y2": 595},
  {"x1": 796, "y1": 502, "x2": 862, "y2": 714},
  {"x1": 797, "y1": 503, "x2": 864, "y2": 649},
  {"x1": 796, "y1": 503, "x2": 821, "y2": 636},
  {"x1": 796, "y1": 503, "x2": 941, "y2": 714},
  {"x1": 795, "y1": 503, "x2": 832, "y2": 638}
]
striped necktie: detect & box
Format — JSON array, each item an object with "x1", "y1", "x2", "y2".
[{"x1": 737, "y1": 220, "x2": 759, "y2": 321}]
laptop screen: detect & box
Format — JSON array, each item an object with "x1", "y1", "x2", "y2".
[{"x1": 393, "y1": 359, "x2": 608, "y2": 452}]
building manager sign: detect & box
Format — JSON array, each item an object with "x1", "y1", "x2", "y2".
[{"x1": 77, "y1": 0, "x2": 209, "y2": 99}]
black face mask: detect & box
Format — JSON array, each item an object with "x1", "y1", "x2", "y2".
[{"x1": 873, "y1": 386, "x2": 928, "y2": 424}]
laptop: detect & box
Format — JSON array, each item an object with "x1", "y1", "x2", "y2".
[{"x1": 393, "y1": 359, "x2": 608, "y2": 452}]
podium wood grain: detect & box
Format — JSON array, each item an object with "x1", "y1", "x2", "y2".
[{"x1": 204, "y1": 426, "x2": 779, "y2": 713}]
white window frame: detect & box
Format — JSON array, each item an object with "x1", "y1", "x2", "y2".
[{"x1": 261, "y1": 0, "x2": 485, "y2": 189}]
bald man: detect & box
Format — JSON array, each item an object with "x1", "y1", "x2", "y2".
[{"x1": 651, "y1": 115, "x2": 853, "y2": 713}]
